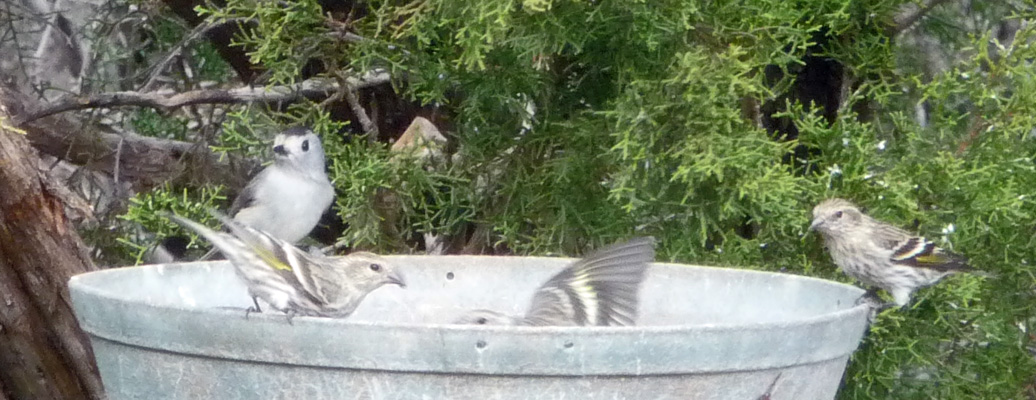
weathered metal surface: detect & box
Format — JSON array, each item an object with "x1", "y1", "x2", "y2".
[{"x1": 69, "y1": 256, "x2": 870, "y2": 400}]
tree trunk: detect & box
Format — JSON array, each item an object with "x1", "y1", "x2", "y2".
[{"x1": 0, "y1": 105, "x2": 104, "y2": 398}]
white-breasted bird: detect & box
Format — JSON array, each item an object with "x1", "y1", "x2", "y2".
[{"x1": 202, "y1": 126, "x2": 335, "y2": 259}]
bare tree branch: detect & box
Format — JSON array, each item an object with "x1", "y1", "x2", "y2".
[
  {"x1": 887, "y1": 0, "x2": 954, "y2": 36},
  {"x1": 344, "y1": 85, "x2": 377, "y2": 138},
  {"x1": 327, "y1": 30, "x2": 366, "y2": 43},
  {"x1": 1, "y1": 82, "x2": 256, "y2": 191},
  {"x1": 141, "y1": 17, "x2": 251, "y2": 91},
  {"x1": 14, "y1": 72, "x2": 390, "y2": 125},
  {"x1": 161, "y1": 0, "x2": 258, "y2": 82}
]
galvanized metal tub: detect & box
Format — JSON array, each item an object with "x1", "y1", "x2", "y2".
[{"x1": 69, "y1": 256, "x2": 869, "y2": 400}]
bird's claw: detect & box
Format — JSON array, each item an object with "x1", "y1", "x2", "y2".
[
  {"x1": 855, "y1": 289, "x2": 897, "y2": 323},
  {"x1": 244, "y1": 297, "x2": 263, "y2": 320},
  {"x1": 855, "y1": 288, "x2": 882, "y2": 306}
]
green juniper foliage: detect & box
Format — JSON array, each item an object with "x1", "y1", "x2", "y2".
[
  {"x1": 112, "y1": 0, "x2": 1036, "y2": 397},
  {"x1": 116, "y1": 184, "x2": 226, "y2": 263}
]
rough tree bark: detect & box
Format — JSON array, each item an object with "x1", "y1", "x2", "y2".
[{"x1": 0, "y1": 100, "x2": 105, "y2": 399}]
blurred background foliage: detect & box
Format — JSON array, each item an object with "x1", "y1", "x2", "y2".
[{"x1": 89, "y1": 0, "x2": 1036, "y2": 397}]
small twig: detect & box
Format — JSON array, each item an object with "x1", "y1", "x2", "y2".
[
  {"x1": 316, "y1": 74, "x2": 347, "y2": 108},
  {"x1": 955, "y1": 114, "x2": 990, "y2": 156},
  {"x1": 887, "y1": 0, "x2": 954, "y2": 36},
  {"x1": 3, "y1": 0, "x2": 34, "y2": 90},
  {"x1": 14, "y1": 72, "x2": 390, "y2": 125},
  {"x1": 324, "y1": 15, "x2": 369, "y2": 44},
  {"x1": 343, "y1": 82, "x2": 378, "y2": 138},
  {"x1": 327, "y1": 31, "x2": 366, "y2": 43},
  {"x1": 142, "y1": 18, "x2": 250, "y2": 91},
  {"x1": 320, "y1": 240, "x2": 351, "y2": 255},
  {"x1": 324, "y1": 16, "x2": 412, "y2": 56},
  {"x1": 112, "y1": 137, "x2": 123, "y2": 186}
]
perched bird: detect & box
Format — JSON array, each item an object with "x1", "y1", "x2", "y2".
[
  {"x1": 454, "y1": 237, "x2": 656, "y2": 326},
  {"x1": 167, "y1": 210, "x2": 405, "y2": 321},
  {"x1": 202, "y1": 126, "x2": 335, "y2": 259},
  {"x1": 810, "y1": 198, "x2": 971, "y2": 307}
]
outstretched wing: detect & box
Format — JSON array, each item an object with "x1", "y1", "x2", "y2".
[
  {"x1": 523, "y1": 237, "x2": 655, "y2": 326},
  {"x1": 888, "y1": 236, "x2": 970, "y2": 272}
]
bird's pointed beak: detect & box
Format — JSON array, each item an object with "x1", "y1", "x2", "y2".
[
  {"x1": 273, "y1": 145, "x2": 287, "y2": 156},
  {"x1": 809, "y1": 219, "x2": 822, "y2": 231},
  {"x1": 388, "y1": 272, "x2": 407, "y2": 288}
]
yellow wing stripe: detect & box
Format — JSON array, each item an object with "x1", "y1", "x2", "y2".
[
  {"x1": 571, "y1": 272, "x2": 599, "y2": 324},
  {"x1": 254, "y1": 246, "x2": 293, "y2": 271}
]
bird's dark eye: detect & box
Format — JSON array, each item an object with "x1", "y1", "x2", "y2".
[
  {"x1": 476, "y1": 317, "x2": 488, "y2": 325},
  {"x1": 369, "y1": 263, "x2": 381, "y2": 272},
  {"x1": 835, "y1": 211, "x2": 844, "y2": 218},
  {"x1": 301, "y1": 140, "x2": 310, "y2": 152}
]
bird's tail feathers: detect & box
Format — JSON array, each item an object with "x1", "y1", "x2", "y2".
[{"x1": 162, "y1": 212, "x2": 240, "y2": 260}]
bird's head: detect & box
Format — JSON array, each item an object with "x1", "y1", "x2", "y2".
[
  {"x1": 452, "y1": 309, "x2": 522, "y2": 326},
  {"x1": 343, "y1": 252, "x2": 407, "y2": 291},
  {"x1": 305, "y1": 252, "x2": 405, "y2": 317},
  {"x1": 272, "y1": 127, "x2": 327, "y2": 176},
  {"x1": 810, "y1": 198, "x2": 864, "y2": 236}
]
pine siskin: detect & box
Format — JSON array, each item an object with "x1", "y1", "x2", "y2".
[
  {"x1": 810, "y1": 198, "x2": 971, "y2": 307},
  {"x1": 454, "y1": 237, "x2": 656, "y2": 326},
  {"x1": 166, "y1": 211, "x2": 405, "y2": 321}
]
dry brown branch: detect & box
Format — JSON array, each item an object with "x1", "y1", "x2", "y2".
[
  {"x1": 1, "y1": 82, "x2": 255, "y2": 191},
  {"x1": 14, "y1": 72, "x2": 390, "y2": 125},
  {"x1": 887, "y1": 0, "x2": 954, "y2": 36},
  {"x1": 141, "y1": 17, "x2": 251, "y2": 91},
  {"x1": 344, "y1": 85, "x2": 377, "y2": 137},
  {"x1": 955, "y1": 114, "x2": 991, "y2": 156}
]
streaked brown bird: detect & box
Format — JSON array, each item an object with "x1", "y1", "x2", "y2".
[
  {"x1": 167, "y1": 210, "x2": 405, "y2": 321},
  {"x1": 810, "y1": 198, "x2": 972, "y2": 307}
]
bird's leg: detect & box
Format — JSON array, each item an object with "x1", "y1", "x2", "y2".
[
  {"x1": 875, "y1": 301, "x2": 897, "y2": 312},
  {"x1": 855, "y1": 287, "x2": 882, "y2": 306},
  {"x1": 285, "y1": 309, "x2": 296, "y2": 325},
  {"x1": 245, "y1": 296, "x2": 262, "y2": 320},
  {"x1": 856, "y1": 288, "x2": 897, "y2": 323}
]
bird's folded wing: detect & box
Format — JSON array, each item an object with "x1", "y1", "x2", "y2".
[
  {"x1": 211, "y1": 211, "x2": 330, "y2": 305},
  {"x1": 889, "y1": 236, "x2": 970, "y2": 271},
  {"x1": 228, "y1": 167, "x2": 269, "y2": 216}
]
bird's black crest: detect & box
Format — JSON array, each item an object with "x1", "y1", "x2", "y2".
[{"x1": 281, "y1": 126, "x2": 313, "y2": 136}]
